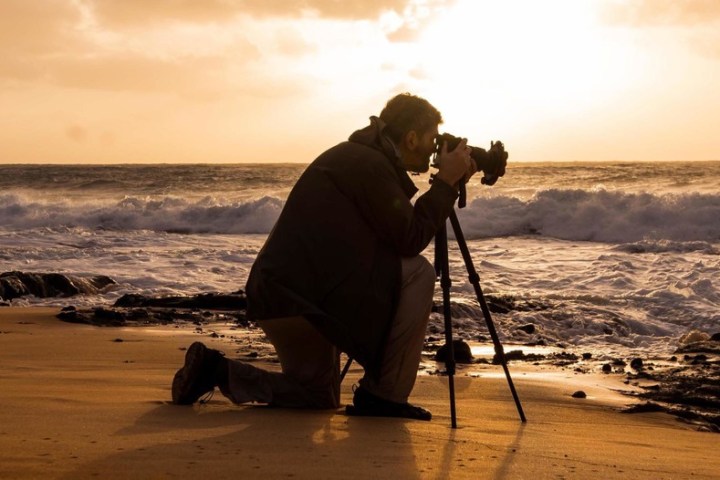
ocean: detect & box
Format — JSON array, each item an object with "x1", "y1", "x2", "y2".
[{"x1": 1, "y1": 161, "x2": 718, "y2": 359}]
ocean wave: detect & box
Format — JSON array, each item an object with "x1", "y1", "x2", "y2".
[
  {"x1": 457, "y1": 189, "x2": 720, "y2": 243},
  {"x1": 0, "y1": 194, "x2": 283, "y2": 235},
  {"x1": 1, "y1": 190, "x2": 719, "y2": 243}
]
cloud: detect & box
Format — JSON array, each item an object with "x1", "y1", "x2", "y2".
[
  {"x1": 386, "y1": 23, "x2": 423, "y2": 42},
  {"x1": 0, "y1": 1, "x2": 89, "y2": 85},
  {"x1": 0, "y1": 0, "x2": 83, "y2": 55},
  {"x1": 46, "y1": 54, "x2": 251, "y2": 98},
  {"x1": 85, "y1": 0, "x2": 417, "y2": 27},
  {"x1": 601, "y1": 0, "x2": 720, "y2": 26},
  {"x1": 273, "y1": 28, "x2": 317, "y2": 56},
  {"x1": 0, "y1": 0, "x2": 265, "y2": 96},
  {"x1": 599, "y1": 0, "x2": 720, "y2": 61},
  {"x1": 385, "y1": 0, "x2": 453, "y2": 43}
]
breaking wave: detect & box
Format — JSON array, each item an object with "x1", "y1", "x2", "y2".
[{"x1": 1, "y1": 189, "x2": 719, "y2": 243}]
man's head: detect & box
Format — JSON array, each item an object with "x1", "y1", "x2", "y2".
[{"x1": 380, "y1": 93, "x2": 442, "y2": 173}]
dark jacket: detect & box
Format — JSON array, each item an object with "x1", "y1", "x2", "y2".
[{"x1": 245, "y1": 117, "x2": 458, "y2": 376}]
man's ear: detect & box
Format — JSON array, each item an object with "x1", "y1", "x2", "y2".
[{"x1": 403, "y1": 130, "x2": 419, "y2": 151}]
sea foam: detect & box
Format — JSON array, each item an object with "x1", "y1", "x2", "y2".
[
  {"x1": 457, "y1": 189, "x2": 720, "y2": 243},
  {"x1": 2, "y1": 190, "x2": 719, "y2": 244}
]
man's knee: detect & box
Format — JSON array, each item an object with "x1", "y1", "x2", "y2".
[{"x1": 401, "y1": 255, "x2": 436, "y2": 293}]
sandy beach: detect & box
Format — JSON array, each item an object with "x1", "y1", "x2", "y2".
[{"x1": 0, "y1": 307, "x2": 718, "y2": 480}]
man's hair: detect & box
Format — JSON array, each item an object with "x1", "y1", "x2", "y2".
[{"x1": 379, "y1": 93, "x2": 443, "y2": 143}]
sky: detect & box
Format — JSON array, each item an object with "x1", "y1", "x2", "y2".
[{"x1": 1, "y1": 0, "x2": 719, "y2": 164}]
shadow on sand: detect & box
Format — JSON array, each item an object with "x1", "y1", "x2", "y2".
[{"x1": 62, "y1": 401, "x2": 423, "y2": 479}]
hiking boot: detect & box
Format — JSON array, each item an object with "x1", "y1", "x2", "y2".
[
  {"x1": 346, "y1": 386, "x2": 432, "y2": 421},
  {"x1": 172, "y1": 342, "x2": 226, "y2": 405}
]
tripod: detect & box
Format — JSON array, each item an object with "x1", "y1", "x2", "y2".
[
  {"x1": 435, "y1": 208, "x2": 526, "y2": 427},
  {"x1": 340, "y1": 205, "x2": 527, "y2": 427}
]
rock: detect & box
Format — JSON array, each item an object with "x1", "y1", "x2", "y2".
[
  {"x1": 493, "y1": 350, "x2": 527, "y2": 365},
  {"x1": 486, "y1": 297, "x2": 512, "y2": 314},
  {"x1": 602, "y1": 363, "x2": 612, "y2": 373},
  {"x1": 582, "y1": 352, "x2": 593, "y2": 360},
  {"x1": 676, "y1": 341, "x2": 720, "y2": 354},
  {"x1": 113, "y1": 292, "x2": 247, "y2": 310},
  {"x1": 516, "y1": 324, "x2": 536, "y2": 334},
  {"x1": 630, "y1": 358, "x2": 644, "y2": 370},
  {"x1": 92, "y1": 308, "x2": 125, "y2": 325},
  {"x1": 125, "y1": 309, "x2": 149, "y2": 320},
  {"x1": 690, "y1": 354, "x2": 708, "y2": 364},
  {"x1": 572, "y1": 391, "x2": 587, "y2": 399},
  {"x1": 435, "y1": 340, "x2": 474, "y2": 364},
  {"x1": 711, "y1": 333, "x2": 720, "y2": 342},
  {"x1": 622, "y1": 402, "x2": 665, "y2": 414},
  {"x1": 0, "y1": 271, "x2": 115, "y2": 300},
  {"x1": 56, "y1": 310, "x2": 81, "y2": 323}
]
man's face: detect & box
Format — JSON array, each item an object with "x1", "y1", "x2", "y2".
[{"x1": 400, "y1": 125, "x2": 439, "y2": 173}]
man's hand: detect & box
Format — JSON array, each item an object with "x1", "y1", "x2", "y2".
[{"x1": 435, "y1": 138, "x2": 476, "y2": 187}]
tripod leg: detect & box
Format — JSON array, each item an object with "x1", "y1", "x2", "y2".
[
  {"x1": 435, "y1": 224, "x2": 458, "y2": 428},
  {"x1": 340, "y1": 356, "x2": 353, "y2": 383},
  {"x1": 449, "y1": 210, "x2": 527, "y2": 423}
]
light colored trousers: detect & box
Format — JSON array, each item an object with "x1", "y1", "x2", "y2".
[{"x1": 224, "y1": 255, "x2": 436, "y2": 408}]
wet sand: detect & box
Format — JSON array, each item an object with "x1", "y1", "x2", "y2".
[{"x1": 0, "y1": 307, "x2": 718, "y2": 479}]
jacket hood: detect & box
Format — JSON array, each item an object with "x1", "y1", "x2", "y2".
[{"x1": 348, "y1": 116, "x2": 418, "y2": 198}]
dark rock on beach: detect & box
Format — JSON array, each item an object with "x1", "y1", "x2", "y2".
[
  {"x1": 58, "y1": 291, "x2": 250, "y2": 327},
  {"x1": 493, "y1": 349, "x2": 547, "y2": 365},
  {"x1": 516, "y1": 324, "x2": 536, "y2": 334},
  {"x1": 113, "y1": 291, "x2": 246, "y2": 310},
  {"x1": 630, "y1": 358, "x2": 644, "y2": 370},
  {"x1": 622, "y1": 357, "x2": 720, "y2": 431},
  {"x1": 0, "y1": 271, "x2": 115, "y2": 301},
  {"x1": 676, "y1": 341, "x2": 720, "y2": 355},
  {"x1": 435, "y1": 340, "x2": 474, "y2": 364}
]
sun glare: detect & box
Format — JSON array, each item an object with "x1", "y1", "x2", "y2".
[{"x1": 410, "y1": 0, "x2": 638, "y2": 140}]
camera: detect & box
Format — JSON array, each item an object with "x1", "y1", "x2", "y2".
[{"x1": 433, "y1": 133, "x2": 508, "y2": 186}]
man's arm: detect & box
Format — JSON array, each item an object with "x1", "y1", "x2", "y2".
[{"x1": 339, "y1": 156, "x2": 459, "y2": 257}]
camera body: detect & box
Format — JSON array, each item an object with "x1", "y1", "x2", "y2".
[{"x1": 433, "y1": 133, "x2": 507, "y2": 186}]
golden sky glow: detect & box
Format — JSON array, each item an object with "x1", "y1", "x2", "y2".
[{"x1": 1, "y1": 0, "x2": 719, "y2": 164}]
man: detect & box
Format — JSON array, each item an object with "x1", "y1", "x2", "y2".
[{"x1": 172, "y1": 93, "x2": 504, "y2": 420}]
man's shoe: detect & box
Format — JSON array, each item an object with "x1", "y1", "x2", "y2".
[
  {"x1": 172, "y1": 342, "x2": 225, "y2": 405},
  {"x1": 345, "y1": 386, "x2": 432, "y2": 421}
]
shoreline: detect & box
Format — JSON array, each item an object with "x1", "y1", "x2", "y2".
[{"x1": 1, "y1": 307, "x2": 719, "y2": 479}]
